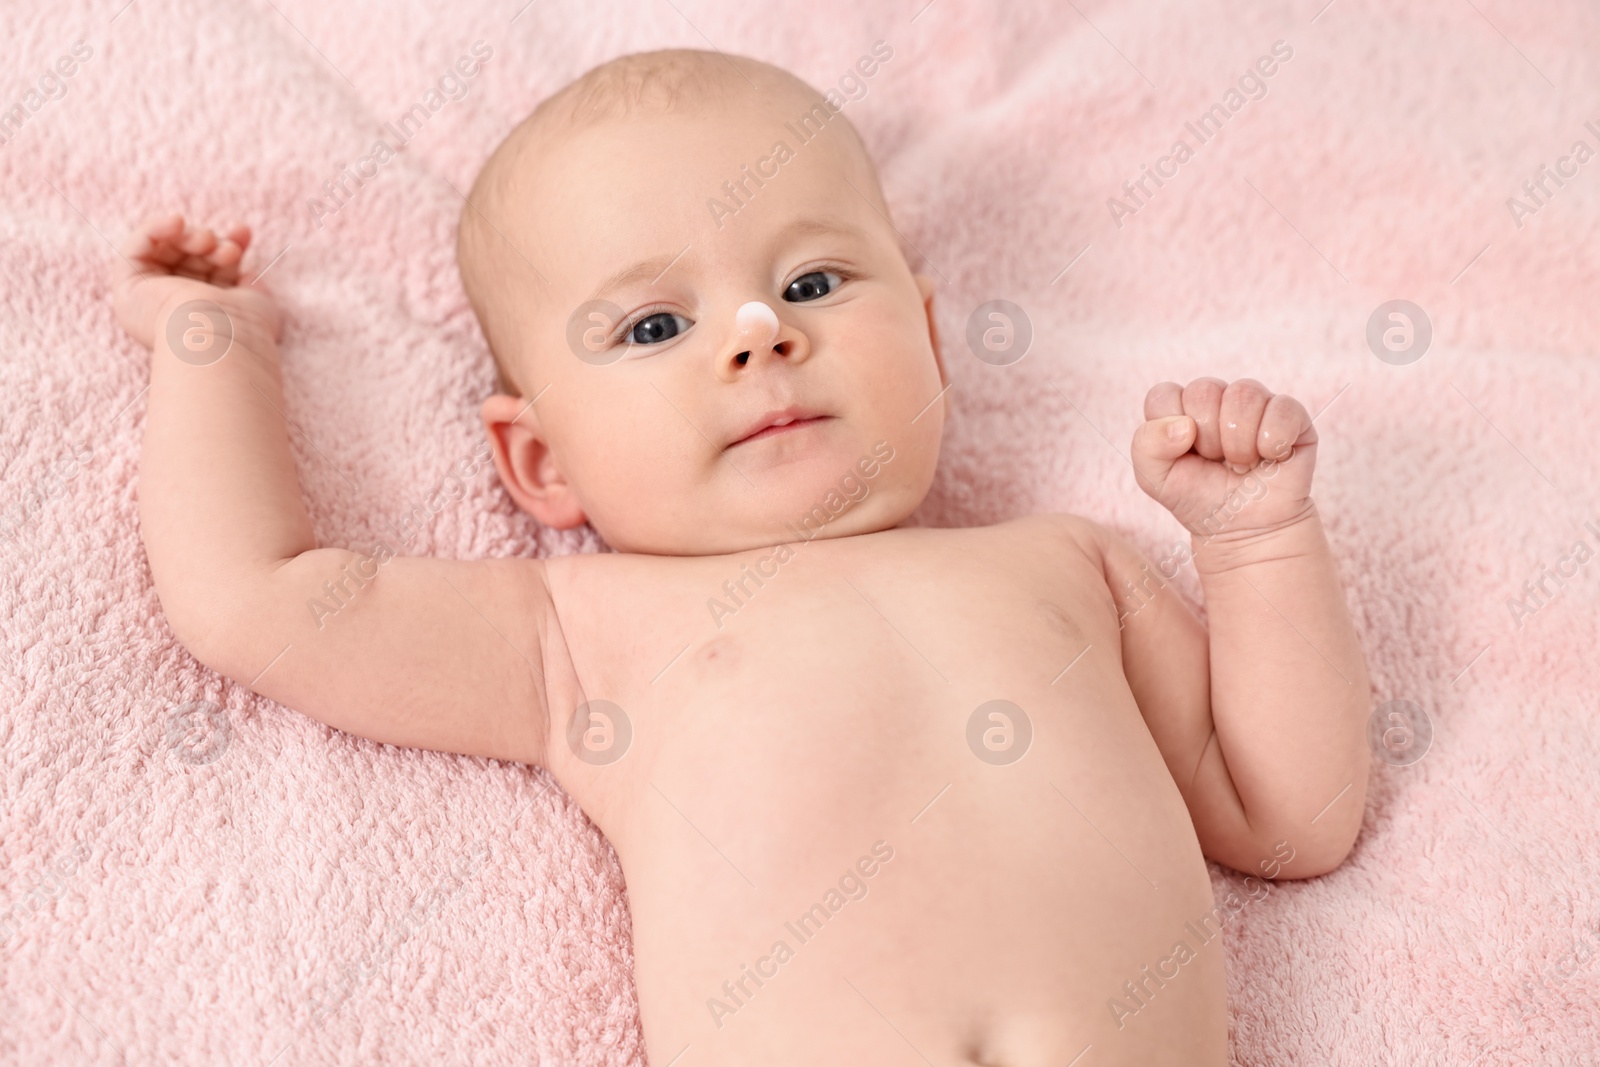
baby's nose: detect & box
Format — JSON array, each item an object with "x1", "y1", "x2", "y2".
[{"x1": 735, "y1": 300, "x2": 780, "y2": 348}]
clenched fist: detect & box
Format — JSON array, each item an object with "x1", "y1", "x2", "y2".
[
  {"x1": 1131, "y1": 377, "x2": 1318, "y2": 540},
  {"x1": 113, "y1": 213, "x2": 281, "y2": 351}
]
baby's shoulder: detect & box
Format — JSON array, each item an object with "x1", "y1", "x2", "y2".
[
  {"x1": 907, "y1": 513, "x2": 1110, "y2": 586},
  {"x1": 972, "y1": 511, "x2": 1107, "y2": 556}
]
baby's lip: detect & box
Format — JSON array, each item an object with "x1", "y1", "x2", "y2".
[{"x1": 727, "y1": 406, "x2": 832, "y2": 449}]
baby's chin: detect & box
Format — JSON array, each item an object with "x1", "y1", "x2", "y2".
[{"x1": 596, "y1": 473, "x2": 925, "y2": 556}]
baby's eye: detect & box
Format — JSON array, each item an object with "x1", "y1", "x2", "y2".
[
  {"x1": 783, "y1": 269, "x2": 844, "y2": 303},
  {"x1": 625, "y1": 311, "x2": 691, "y2": 346}
]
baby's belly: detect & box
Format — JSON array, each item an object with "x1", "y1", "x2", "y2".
[{"x1": 563, "y1": 557, "x2": 1229, "y2": 1066}]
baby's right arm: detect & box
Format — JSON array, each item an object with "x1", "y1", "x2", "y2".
[{"x1": 113, "y1": 214, "x2": 550, "y2": 765}]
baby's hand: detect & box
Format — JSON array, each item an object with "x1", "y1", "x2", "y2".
[
  {"x1": 1130, "y1": 378, "x2": 1317, "y2": 541},
  {"x1": 112, "y1": 213, "x2": 281, "y2": 350}
]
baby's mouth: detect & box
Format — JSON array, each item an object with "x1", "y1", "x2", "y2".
[{"x1": 727, "y1": 408, "x2": 833, "y2": 449}]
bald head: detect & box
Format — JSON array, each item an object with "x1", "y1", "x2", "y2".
[{"x1": 456, "y1": 48, "x2": 891, "y2": 396}]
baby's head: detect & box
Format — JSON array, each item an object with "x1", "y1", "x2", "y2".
[{"x1": 458, "y1": 48, "x2": 946, "y2": 555}]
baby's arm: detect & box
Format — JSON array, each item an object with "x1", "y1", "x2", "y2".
[
  {"x1": 114, "y1": 214, "x2": 549, "y2": 764},
  {"x1": 1091, "y1": 378, "x2": 1370, "y2": 879}
]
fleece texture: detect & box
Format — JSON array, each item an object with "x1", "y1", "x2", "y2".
[{"x1": 2, "y1": 0, "x2": 1598, "y2": 1063}]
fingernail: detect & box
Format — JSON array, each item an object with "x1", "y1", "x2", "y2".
[{"x1": 1166, "y1": 418, "x2": 1187, "y2": 441}]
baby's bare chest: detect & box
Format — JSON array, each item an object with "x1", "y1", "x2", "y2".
[
  {"x1": 540, "y1": 521, "x2": 1223, "y2": 1063},
  {"x1": 542, "y1": 520, "x2": 1169, "y2": 850}
]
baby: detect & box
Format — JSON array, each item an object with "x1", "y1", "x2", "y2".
[{"x1": 113, "y1": 48, "x2": 1371, "y2": 1066}]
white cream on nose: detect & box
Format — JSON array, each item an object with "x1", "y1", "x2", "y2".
[{"x1": 735, "y1": 300, "x2": 780, "y2": 346}]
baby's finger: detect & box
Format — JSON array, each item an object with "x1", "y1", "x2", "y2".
[
  {"x1": 1219, "y1": 379, "x2": 1273, "y2": 472},
  {"x1": 217, "y1": 221, "x2": 252, "y2": 254},
  {"x1": 177, "y1": 227, "x2": 218, "y2": 257},
  {"x1": 1131, "y1": 415, "x2": 1196, "y2": 500},
  {"x1": 1258, "y1": 393, "x2": 1317, "y2": 463},
  {"x1": 1143, "y1": 381, "x2": 1185, "y2": 421},
  {"x1": 1180, "y1": 377, "x2": 1227, "y2": 461},
  {"x1": 207, "y1": 238, "x2": 243, "y2": 270},
  {"x1": 140, "y1": 212, "x2": 186, "y2": 244}
]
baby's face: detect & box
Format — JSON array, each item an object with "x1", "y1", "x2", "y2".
[{"x1": 488, "y1": 93, "x2": 947, "y2": 555}]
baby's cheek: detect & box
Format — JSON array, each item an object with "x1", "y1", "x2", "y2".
[
  {"x1": 566, "y1": 418, "x2": 651, "y2": 503},
  {"x1": 834, "y1": 303, "x2": 920, "y2": 372},
  {"x1": 863, "y1": 338, "x2": 944, "y2": 427}
]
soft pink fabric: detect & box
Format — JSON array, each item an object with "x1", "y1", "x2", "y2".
[{"x1": 3, "y1": 0, "x2": 1598, "y2": 1063}]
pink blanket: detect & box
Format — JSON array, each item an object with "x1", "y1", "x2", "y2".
[{"x1": 4, "y1": 0, "x2": 1598, "y2": 1062}]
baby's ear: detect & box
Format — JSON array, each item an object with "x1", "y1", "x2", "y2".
[
  {"x1": 480, "y1": 393, "x2": 588, "y2": 529},
  {"x1": 913, "y1": 272, "x2": 947, "y2": 388}
]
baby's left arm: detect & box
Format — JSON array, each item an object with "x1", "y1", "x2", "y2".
[{"x1": 1093, "y1": 378, "x2": 1371, "y2": 879}]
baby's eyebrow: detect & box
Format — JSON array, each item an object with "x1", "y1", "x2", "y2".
[
  {"x1": 586, "y1": 252, "x2": 689, "y2": 304},
  {"x1": 584, "y1": 217, "x2": 864, "y2": 304},
  {"x1": 773, "y1": 216, "x2": 863, "y2": 245}
]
